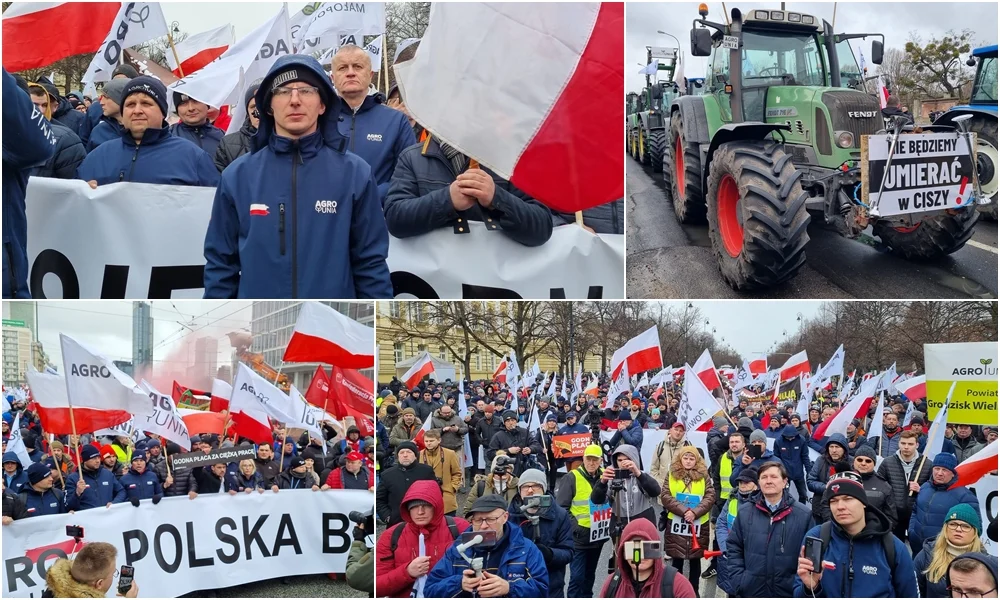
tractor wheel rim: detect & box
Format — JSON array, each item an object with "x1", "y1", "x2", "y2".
[
  {"x1": 976, "y1": 138, "x2": 998, "y2": 198},
  {"x1": 675, "y1": 137, "x2": 685, "y2": 195},
  {"x1": 718, "y1": 174, "x2": 743, "y2": 258}
]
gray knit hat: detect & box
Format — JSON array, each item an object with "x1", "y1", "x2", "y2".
[
  {"x1": 518, "y1": 468, "x2": 547, "y2": 493},
  {"x1": 749, "y1": 429, "x2": 768, "y2": 445},
  {"x1": 738, "y1": 417, "x2": 754, "y2": 430},
  {"x1": 101, "y1": 78, "x2": 131, "y2": 106}
]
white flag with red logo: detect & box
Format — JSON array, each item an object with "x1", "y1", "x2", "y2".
[
  {"x1": 402, "y1": 352, "x2": 436, "y2": 389},
  {"x1": 167, "y1": 24, "x2": 235, "y2": 77},
  {"x1": 610, "y1": 325, "x2": 662, "y2": 380},
  {"x1": 283, "y1": 301, "x2": 374, "y2": 369},
  {"x1": 605, "y1": 363, "x2": 630, "y2": 408},
  {"x1": 394, "y1": 2, "x2": 623, "y2": 213}
]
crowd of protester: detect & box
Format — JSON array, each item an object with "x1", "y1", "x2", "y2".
[{"x1": 373, "y1": 372, "x2": 998, "y2": 598}]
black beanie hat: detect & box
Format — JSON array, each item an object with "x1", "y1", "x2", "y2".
[
  {"x1": 823, "y1": 471, "x2": 869, "y2": 507},
  {"x1": 112, "y1": 64, "x2": 140, "y2": 79},
  {"x1": 245, "y1": 79, "x2": 263, "y2": 111},
  {"x1": 122, "y1": 76, "x2": 168, "y2": 119},
  {"x1": 396, "y1": 441, "x2": 418, "y2": 457}
]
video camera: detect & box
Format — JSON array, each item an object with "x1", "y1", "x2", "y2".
[
  {"x1": 492, "y1": 455, "x2": 516, "y2": 475},
  {"x1": 348, "y1": 510, "x2": 375, "y2": 547}
]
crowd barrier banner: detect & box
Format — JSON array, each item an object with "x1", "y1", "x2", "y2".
[
  {"x1": 25, "y1": 179, "x2": 624, "y2": 300},
  {"x1": 2, "y1": 489, "x2": 371, "y2": 598},
  {"x1": 925, "y1": 342, "x2": 999, "y2": 425}
]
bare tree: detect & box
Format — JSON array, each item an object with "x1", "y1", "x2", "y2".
[
  {"x1": 877, "y1": 47, "x2": 920, "y2": 108},
  {"x1": 384, "y1": 2, "x2": 430, "y2": 88}
]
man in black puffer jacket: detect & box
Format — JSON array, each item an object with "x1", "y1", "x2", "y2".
[
  {"x1": 215, "y1": 80, "x2": 261, "y2": 172},
  {"x1": 853, "y1": 444, "x2": 897, "y2": 529}
]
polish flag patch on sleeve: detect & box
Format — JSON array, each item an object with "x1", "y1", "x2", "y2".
[{"x1": 249, "y1": 204, "x2": 269, "y2": 216}]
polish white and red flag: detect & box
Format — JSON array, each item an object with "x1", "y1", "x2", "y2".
[
  {"x1": 210, "y1": 378, "x2": 232, "y2": 413},
  {"x1": 610, "y1": 325, "x2": 662, "y2": 380},
  {"x1": 749, "y1": 354, "x2": 768, "y2": 376},
  {"x1": 811, "y1": 371, "x2": 883, "y2": 440},
  {"x1": 950, "y1": 440, "x2": 999, "y2": 490},
  {"x1": 283, "y1": 301, "x2": 374, "y2": 369},
  {"x1": 493, "y1": 356, "x2": 508, "y2": 383},
  {"x1": 394, "y1": 2, "x2": 623, "y2": 213},
  {"x1": 692, "y1": 349, "x2": 722, "y2": 391},
  {"x1": 413, "y1": 409, "x2": 434, "y2": 450},
  {"x1": 403, "y1": 352, "x2": 436, "y2": 389},
  {"x1": 877, "y1": 75, "x2": 890, "y2": 109},
  {"x1": 2, "y1": 2, "x2": 121, "y2": 71},
  {"x1": 167, "y1": 24, "x2": 235, "y2": 77},
  {"x1": 229, "y1": 363, "x2": 281, "y2": 444},
  {"x1": 778, "y1": 350, "x2": 810, "y2": 381},
  {"x1": 896, "y1": 375, "x2": 927, "y2": 400},
  {"x1": 25, "y1": 368, "x2": 132, "y2": 435}
]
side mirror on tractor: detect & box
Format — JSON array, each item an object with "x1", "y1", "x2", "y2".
[
  {"x1": 871, "y1": 40, "x2": 884, "y2": 65},
  {"x1": 651, "y1": 85, "x2": 663, "y2": 101},
  {"x1": 691, "y1": 28, "x2": 713, "y2": 57}
]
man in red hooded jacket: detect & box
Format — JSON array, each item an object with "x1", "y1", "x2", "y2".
[
  {"x1": 599, "y1": 518, "x2": 696, "y2": 598},
  {"x1": 375, "y1": 480, "x2": 470, "y2": 597}
]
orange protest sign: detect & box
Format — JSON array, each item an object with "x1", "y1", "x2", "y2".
[{"x1": 551, "y1": 433, "x2": 592, "y2": 459}]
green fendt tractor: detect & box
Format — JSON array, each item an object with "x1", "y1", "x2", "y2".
[
  {"x1": 627, "y1": 46, "x2": 680, "y2": 172},
  {"x1": 666, "y1": 6, "x2": 979, "y2": 290}
]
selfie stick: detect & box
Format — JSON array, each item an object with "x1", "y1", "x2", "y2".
[{"x1": 457, "y1": 535, "x2": 485, "y2": 578}]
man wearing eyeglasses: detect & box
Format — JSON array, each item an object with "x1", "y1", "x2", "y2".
[
  {"x1": 795, "y1": 471, "x2": 918, "y2": 598},
  {"x1": 425, "y1": 494, "x2": 548, "y2": 598},
  {"x1": 42, "y1": 541, "x2": 138, "y2": 597},
  {"x1": 204, "y1": 54, "x2": 392, "y2": 299},
  {"x1": 947, "y1": 553, "x2": 998, "y2": 598}
]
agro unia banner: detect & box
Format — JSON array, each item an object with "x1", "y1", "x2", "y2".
[
  {"x1": 924, "y1": 341, "x2": 998, "y2": 426},
  {"x1": 25, "y1": 179, "x2": 624, "y2": 299},
  {"x1": 2, "y1": 490, "x2": 371, "y2": 597}
]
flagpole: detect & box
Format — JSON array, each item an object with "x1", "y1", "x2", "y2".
[
  {"x1": 167, "y1": 31, "x2": 185, "y2": 78},
  {"x1": 382, "y1": 35, "x2": 389, "y2": 94},
  {"x1": 47, "y1": 436, "x2": 65, "y2": 489}
]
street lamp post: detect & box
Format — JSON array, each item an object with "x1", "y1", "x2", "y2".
[{"x1": 656, "y1": 30, "x2": 682, "y2": 49}]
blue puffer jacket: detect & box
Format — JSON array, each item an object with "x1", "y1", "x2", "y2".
[
  {"x1": 51, "y1": 96, "x2": 84, "y2": 133},
  {"x1": 729, "y1": 449, "x2": 782, "y2": 488},
  {"x1": 716, "y1": 490, "x2": 758, "y2": 596},
  {"x1": 774, "y1": 425, "x2": 813, "y2": 480},
  {"x1": 609, "y1": 419, "x2": 644, "y2": 452},
  {"x1": 78, "y1": 101, "x2": 105, "y2": 147},
  {"x1": 794, "y1": 506, "x2": 919, "y2": 598},
  {"x1": 203, "y1": 54, "x2": 391, "y2": 299},
  {"x1": 424, "y1": 521, "x2": 549, "y2": 598},
  {"x1": 509, "y1": 496, "x2": 573, "y2": 598},
  {"x1": 336, "y1": 94, "x2": 415, "y2": 203},
  {"x1": 3, "y1": 70, "x2": 57, "y2": 299},
  {"x1": 119, "y1": 467, "x2": 163, "y2": 501},
  {"x1": 908, "y1": 469, "x2": 980, "y2": 549},
  {"x1": 65, "y1": 466, "x2": 127, "y2": 509},
  {"x1": 912, "y1": 538, "x2": 950, "y2": 598},
  {"x1": 2, "y1": 451, "x2": 30, "y2": 494},
  {"x1": 726, "y1": 489, "x2": 813, "y2": 597},
  {"x1": 170, "y1": 121, "x2": 225, "y2": 158},
  {"x1": 86, "y1": 118, "x2": 125, "y2": 152},
  {"x1": 21, "y1": 485, "x2": 80, "y2": 517},
  {"x1": 76, "y1": 124, "x2": 219, "y2": 186},
  {"x1": 32, "y1": 121, "x2": 86, "y2": 179}
]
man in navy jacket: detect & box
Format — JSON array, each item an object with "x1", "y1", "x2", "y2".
[
  {"x1": 65, "y1": 445, "x2": 127, "y2": 510},
  {"x1": 332, "y1": 45, "x2": 416, "y2": 203},
  {"x1": 203, "y1": 54, "x2": 391, "y2": 299}
]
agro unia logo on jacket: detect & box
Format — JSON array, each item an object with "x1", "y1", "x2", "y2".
[{"x1": 952, "y1": 358, "x2": 997, "y2": 377}]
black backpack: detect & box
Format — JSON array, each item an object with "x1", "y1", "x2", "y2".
[
  {"x1": 388, "y1": 515, "x2": 461, "y2": 553},
  {"x1": 818, "y1": 520, "x2": 896, "y2": 570},
  {"x1": 605, "y1": 562, "x2": 680, "y2": 596}
]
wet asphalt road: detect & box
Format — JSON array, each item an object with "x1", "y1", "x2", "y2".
[{"x1": 626, "y1": 157, "x2": 999, "y2": 299}]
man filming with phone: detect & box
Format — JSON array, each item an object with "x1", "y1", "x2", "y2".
[
  {"x1": 507, "y1": 469, "x2": 573, "y2": 597},
  {"x1": 600, "y1": 518, "x2": 696, "y2": 597},
  {"x1": 795, "y1": 471, "x2": 918, "y2": 597},
  {"x1": 591, "y1": 444, "x2": 661, "y2": 529},
  {"x1": 43, "y1": 541, "x2": 138, "y2": 598}
]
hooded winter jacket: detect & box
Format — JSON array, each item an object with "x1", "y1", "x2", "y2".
[
  {"x1": 50, "y1": 96, "x2": 84, "y2": 133},
  {"x1": 806, "y1": 433, "x2": 851, "y2": 522},
  {"x1": 376, "y1": 480, "x2": 470, "y2": 597},
  {"x1": 336, "y1": 94, "x2": 416, "y2": 202},
  {"x1": 43, "y1": 558, "x2": 106, "y2": 598},
  {"x1": 215, "y1": 119, "x2": 256, "y2": 172},
  {"x1": 203, "y1": 55, "x2": 391, "y2": 299},
  {"x1": 913, "y1": 537, "x2": 964, "y2": 598},
  {"x1": 3, "y1": 70, "x2": 56, "y2": 299},
  {"x1": 65, "y1": 466, "x2": 126, "y2": 509},
  {"x1": 858, "y1": 468, "x2": 898, "y2": 530},
  {"x1": 32, "y1": 121, "x2": 85, "y2": 179},
  {"x1": 866, "y1": 427, "x2": 903, "y2": 458},
  {"x1": 508, "y1": 493, "x2": 574, "y2": 598},
  {"x1": 774, "y1": 424, "x2": 813, "y2": 479},
  {"x1": 726, "y1": 489, "x2": 812, "y2": 597},
  {"x1": 383, "y1": 136, "x2": 555, "y2": 247},
  {"x1": 592, "y1": 444, "x2": 661, "y2": 525},
  {"x1": 660, "y1": 449, "x2": 716, "y2": 560},
  {"x1": 599, "y1": 518, "x2": 697, "y2": 598},
  {"x1": 908, "y1": 468, "x2": 980, "y2": 549},
  {"x1": 794, "y1": 506, "x2": 919, "y2": 598},
  {"x1": 76, "y1": 124, "x2": 219, "y2": 186},
  {"x1": 424, "y1": 520, "x2": 548, "y2": 598},
  {"x1": 170, "y1": 121, "x2": 225, "y2": 157},
  {"x1": 2, "y1": 451, "x2": 29, "y2": 493},
  {"x1": 86, "y1": 118, "x2": 125, "y2": 152}
]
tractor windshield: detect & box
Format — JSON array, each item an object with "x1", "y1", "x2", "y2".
[
  {"x1": 971, "y1": 56, "x2": 998, "y2": 103},
  {"x1": 740, "y1": 29, "x2": 825, "y2": 87},
  {"x1": 833, "y1": 39, "x2": 863, "y2": 89}
]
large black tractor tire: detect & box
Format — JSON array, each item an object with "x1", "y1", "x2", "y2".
[
  {"x1": 668, "y1": 111, "x2": 706, "y2": 223},
  {"x1": 971, "y1": 116, "x2": 998, "y2": 220},
  {"x1": 874, "y1": 207, "x2": 979, "y2": 260},
  {"x1": 648, "y1": 129, "x2": 665, "y2": 174},
  {"x1": 705, "y1": 140, "x2": 811, "y2": 290},
  {"x1": 639, "y1": 127, "x2": 651, "y2": 166},
  {"x1": 628, "y1": 128, "x2": 640, "y2": 161}
]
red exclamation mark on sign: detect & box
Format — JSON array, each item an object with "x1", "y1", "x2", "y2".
[{"x1": 956, "y1": 176, "x2": 968, "y2": 204}]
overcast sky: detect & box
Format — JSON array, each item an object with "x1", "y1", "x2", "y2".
[
  {"x1": 30, "y1": 302, "x2": 253, "y2": 388},
  {"x1": 626, "y1": 2, "x2": 999, "y2": 91},
  {"x1": 659, "y1": 300, "x2": 824, "y2": 358},
  {"x1": 161, "y1": 3, "x2": 309, "y2": 41}
]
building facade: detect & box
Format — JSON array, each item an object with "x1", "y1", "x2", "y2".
[
  {"x1": 2, "y1": 325, "x2": 32, "y2": 387},
  {"x1": 249, "y1": 302, "x2": 375, "y2": 391},
  {"x1": 132, "y1": 302, "x2": 153, "y2": 375},
  {"x1": 376, "y1": 302, "x2": 604, "y2": 385},
  {"x1": 5, "y1": 302, "x2": 37, "y2": 340}
]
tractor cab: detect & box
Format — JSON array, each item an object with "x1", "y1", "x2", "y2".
[
  {"x1": 692, "y1": 6, "x2": 884, "y2": 168},
  {"x1": 686, "y1": 77, "x2": 706, "y2": 96},
  {"x1": 968, "y1": 45, "x2": 998, "y2": 109}
]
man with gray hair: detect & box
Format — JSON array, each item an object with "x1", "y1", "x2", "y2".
[{"x1": 331, "y1": 44, "x2": 415, "y2": 203}]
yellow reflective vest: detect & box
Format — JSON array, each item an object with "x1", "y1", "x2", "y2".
[{"x1": 667, "y1": 476, "x2": 709, "y2": 524}]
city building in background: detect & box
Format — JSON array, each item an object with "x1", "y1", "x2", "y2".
[
  {"x1": 250, "y1": 302, "x2": 375, "y2": 391},
  {"x1": 113, "y1": 360, "x2": 134, "y2": 378},
  {"x1": 132, "y1": 301, "x2": 154, "y2": 374},
  {"x1": 2, "y1": 323, "x2": 33, "y2": 387},
  {"x1": 189, "y1": 336, "x2": 219, "y2": 385},
  {"x1": 4, "y1": 301, "x2": 37, "y2": 341}
]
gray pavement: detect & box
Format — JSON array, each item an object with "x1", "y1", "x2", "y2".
[{"x1": 626, "y1": 157, "x2": 999, "y2": 299}]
